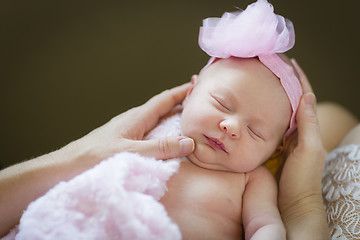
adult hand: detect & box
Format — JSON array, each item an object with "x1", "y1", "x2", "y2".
[
  {"x1": 0, "y1": 83, "x2": 194, "y2": 237},
  {"x1": 75, "y1": 82, "x2": 195, "y2": 162},
  {"x1": 278, "y1": 60, "x2": 329, "y2": 239}
]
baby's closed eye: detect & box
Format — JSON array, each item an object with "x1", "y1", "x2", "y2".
[
  {"x1": 247, "y1": 126, "x2": 264, "y2": 141},
  {"x1": 210, "y1": 94, "x2": 230, "y2": 112}
]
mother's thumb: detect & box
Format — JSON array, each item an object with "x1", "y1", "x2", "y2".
[{"x1": 129, "y1": 136, "x2": 195, "y2": 160}]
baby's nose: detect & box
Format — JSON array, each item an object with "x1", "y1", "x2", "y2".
[{"x1": 220, "y1": 119, "x2": 239, "y2": 138}]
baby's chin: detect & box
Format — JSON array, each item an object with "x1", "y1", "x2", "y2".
[
  {"x1": 185, "y1": 152, "x2": 241, "y2": 173},
  {"x1": 186, "y1": 147, "x2": 267, "y2": 173}
]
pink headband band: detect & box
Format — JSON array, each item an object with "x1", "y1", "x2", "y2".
[{"x1": 198, "y1": 0, "x2": 302, "y2": 138}]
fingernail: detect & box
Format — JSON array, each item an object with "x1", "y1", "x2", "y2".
[
  {"x1": 180, "y1": 138, "x2": 195, "y2": 154},
  {"x1": 303, "y1": 92, "x2": 316, "y2": 108}
]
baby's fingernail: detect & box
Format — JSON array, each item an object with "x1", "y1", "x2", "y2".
[{"x1": 180, "y1": 138, "x2": 195, "y2": 154}]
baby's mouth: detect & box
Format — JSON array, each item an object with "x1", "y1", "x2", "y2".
[{"x1": 204, "y1": 135, "x2": 228, "y2": 153}]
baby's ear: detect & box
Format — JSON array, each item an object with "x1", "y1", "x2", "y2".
[
  {"x1": 183, "y1": 74, "x2": 198, "y2": 106},
  {"x1": 188, "y1": 75, "x2": 198, "y2": 95},
  {"x1": 191, "y1": 74, "x2": 198, "y2": 85}
]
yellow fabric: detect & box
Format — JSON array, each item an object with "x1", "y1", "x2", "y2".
[{"x1": 264, "y1": 154, "x2": 283, "y2": 176}]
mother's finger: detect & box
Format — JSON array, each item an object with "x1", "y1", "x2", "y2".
[
  {"x1": 291, "y1": 59, "x2": 313, "y2": 94},
  {"x1": 296, "y1": 93, "x2": 322, "y2": 150},
  {"x1": 279, "y1": 93, "x2": 325, "y2": 203},
  {"x1": 125, "y1": 136, "x2": 195, "y2": 160},
  {"x1": 139, "y1": 82, "x2": 191, "y2": 133}
]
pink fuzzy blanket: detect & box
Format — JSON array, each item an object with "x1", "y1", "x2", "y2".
[{"x1": 3, "y1": 114, "x2": 183, "y2": 240}]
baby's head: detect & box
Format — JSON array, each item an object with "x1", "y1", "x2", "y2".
[
  {"x1": 181, "y1": 56, "x2": 295, "y2": 172},
  {"x1": 180, "y1": 0, "x2": 302, "y2": 173}
]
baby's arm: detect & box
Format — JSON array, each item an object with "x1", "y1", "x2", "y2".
[
  {"x1": 242, "y1": 166, "x2": 285, "y2": 240},
  {"x1": 317, "y1": 102, "x2": 358, "y2": 152}
]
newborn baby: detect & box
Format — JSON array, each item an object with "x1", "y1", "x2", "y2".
[
  {"x1": 159, "y1": 0, "x2": 303, "y2": 238},
  {"x1": 160, "y1": 55, "x2": 298, "y2": 239}
]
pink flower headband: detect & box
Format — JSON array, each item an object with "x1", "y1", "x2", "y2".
[{"x1": 198, "y1": 0, "x2": 303, "y2": 139}]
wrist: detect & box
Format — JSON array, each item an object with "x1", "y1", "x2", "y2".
[
  {"x1": 280, "y1": 194, "x2": 329, "y2": 239},
  {"x1": 43, "y1": 140, "x2": 91, "y2": 182},
  {"x1": 56, "y1": 138, "x2": 104, "y2": 175},
  {"x1": 42, "y1": 135, "x2": 107, "y2": 183}
]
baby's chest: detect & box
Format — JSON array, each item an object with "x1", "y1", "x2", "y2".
[{"x1": 161, "y1": 161, "x2": 246, "y2": 222}]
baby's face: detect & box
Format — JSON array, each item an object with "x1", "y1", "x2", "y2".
[{"x1": 181, "y1": 57, "x2": 291, "y2": 173}]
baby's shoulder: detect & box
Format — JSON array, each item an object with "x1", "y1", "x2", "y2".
[{"x1": 245, "y1": 165, "x2": 275, "y2": 184}]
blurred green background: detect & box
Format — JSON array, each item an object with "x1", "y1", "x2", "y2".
[{"x1": 1, "y1": 0, "x2": 359, "y2": 168}]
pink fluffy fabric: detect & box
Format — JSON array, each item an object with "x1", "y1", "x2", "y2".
[
  {"x1": 4, "y1": 114, "x2": 183, "y2": 240},
  {"x1": 199, "y1": 0, "x2": 295, "y2": 58}
]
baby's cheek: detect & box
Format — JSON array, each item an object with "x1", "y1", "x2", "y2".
[
  {"x1": 181, "y1": 105, "x2": 212, "y2": 136},
  {"x1": 199, "y1": 113, "x2": 212, "y2": 124},
  {"x1": 240, "y1": 145, "x2": 266, "y2": 170},
  {"x1": 181, "y1": 121, "x2": 198, "y2": 137},
  {"x1": 180, "y1": 114, "x2": 195, "y2": 136}
]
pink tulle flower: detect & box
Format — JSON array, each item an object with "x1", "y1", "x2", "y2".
[{"x1": 199, "y1": 0, "x2": 295, "y2": 58}]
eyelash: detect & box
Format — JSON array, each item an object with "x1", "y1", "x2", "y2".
[
  {"x1": 212, "y1": 95, "x2": 230, "y2": 111},
  {"x1": 248, "y1": 127, "x2": 263, "y2": 140}
]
